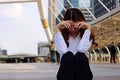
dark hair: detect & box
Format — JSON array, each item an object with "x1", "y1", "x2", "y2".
[
  {"x1": 60, "y1": 8, "x2": 96, "y2": 47},
  {"x1": 63, "y1": 8, "x2": 86, "y2": 22}
]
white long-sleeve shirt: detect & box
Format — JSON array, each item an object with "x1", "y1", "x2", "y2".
[{"x1": 54, "y1": 30, "x2": 92, "y2": 58}]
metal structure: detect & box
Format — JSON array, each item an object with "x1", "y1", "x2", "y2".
[{"x1": 89, "y1": 6, "x2": 120, "y2": 46}]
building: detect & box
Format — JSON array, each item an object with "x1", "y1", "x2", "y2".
[
  {"x1": 91, "y1": 0, "x2": 120, "y2": 18},
  {"x1": 56, "y1": 0, "x2": 94, "y2": 24},
  {"x1": 0, "y1": 48, "x2": 7, "y2": 56},
  {"x1": 0, "y1": 48, "x2": 2, "y2": 56},
  {"x1": 2, "y1": 50, "x2": 7, "y2": 56},
  {"x1": 64, "y1": 0, "x2": 80, "y2": 8},
  {"x1": 38, "y1": 42, "x2": 49, "y2": 56},
  {"x1": 80, "y1": 7, "x2": 94, "y2": 22}
]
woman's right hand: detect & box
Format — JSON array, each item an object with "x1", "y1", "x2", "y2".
[{"x1": 56, "y1": 21, "x2": 72, "y2": 31}]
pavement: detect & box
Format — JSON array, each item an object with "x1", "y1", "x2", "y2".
[{"x1": 0, "y1": 62, "x2": 120, "y2": 80}]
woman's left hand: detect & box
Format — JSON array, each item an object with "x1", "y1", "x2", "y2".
[{"x1": 76, "y1": 22, "x2": 91, "y2": 31}]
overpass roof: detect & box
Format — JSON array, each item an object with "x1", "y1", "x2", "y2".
[{"x1": 89, "y1": 6, "x2": 120, "y2": 47}]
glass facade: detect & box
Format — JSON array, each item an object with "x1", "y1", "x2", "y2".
[
  {"x1": 56, "y1": 0, "x2": 80, "y2": 24},
  {"x1": 56, "y1": 0, "x2": 93, "y2": 23},
  {"x1": 64, "y1": 0, "x2": 80, "y2": 8},
  {"x1": 93, "y1": 0, "x2": 116, "y2": 18},
  {"x1": 118, "y1": 0, "x2": 120, "y2": 5}
]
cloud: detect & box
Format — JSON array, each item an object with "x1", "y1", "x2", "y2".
[
  {"x1": 0, "y1": 3, "x2": 24, "y2": 19},
  {"x1": 0, "y1": 3, "x2": 48, "y2": 55}
]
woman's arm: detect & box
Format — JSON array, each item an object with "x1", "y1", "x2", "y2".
[
  {"x1": 77, "y1": 22, "x2": 92, "y2": 53},
  {"x1": 54, "y1": 32, "x2": 68, "y2": 55},
  {"x1": 54, "y1": 21, "x2": 71, "y2": 55},
  {"x1": 77, "y1": 30, "x2": 92, "y2": 53}
]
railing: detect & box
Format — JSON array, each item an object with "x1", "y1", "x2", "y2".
[
  {"x1": 89, "y1": 46, "x2": 120, "y2": 63},
  {"x1": 89, "y1": 47, "x2": 110, "y2": 63},
  {"x1": 117, "y1": 47, "x2": 120, "y2": 61}
]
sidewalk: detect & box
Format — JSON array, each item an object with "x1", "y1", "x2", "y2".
[{"x1": 0, "y1": 63, "x2": 120, "y2": 80}]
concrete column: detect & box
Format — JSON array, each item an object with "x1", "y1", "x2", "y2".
[
  {"x1": 37, "y1": 0, "x2": 53, "y2": 42},
  {"x1": 15, "y1": 59, "x2": 18, "y2": 63},
  {"x1": 27, "y1": 58, "x2": 30, "y2": 63},
  {"x1": 113, "y1": 21, "x2": 117, "y2": 46}
]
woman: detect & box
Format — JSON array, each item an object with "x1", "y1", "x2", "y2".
[
  {"x1": 54, "y1": 8, "x2": 95, "y2": 80},
  {"x1": 49, "y1": 41, "x2": 56, "y2": 63}
]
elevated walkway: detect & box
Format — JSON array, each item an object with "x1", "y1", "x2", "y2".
[{"x1": 89, "y1": 5, "x2": 120, "y2": 46}]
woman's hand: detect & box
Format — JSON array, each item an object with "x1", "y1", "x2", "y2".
[
  {"x1": 76, "y1": 22, "x2": 91, "y2": 31},
  {"x1": 56, "y1": 20, "x2": 72, "y2": 31}
]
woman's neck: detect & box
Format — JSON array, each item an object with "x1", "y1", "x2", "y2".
[{"x1": 70, "y1": 32, "x2": 79, "y2": 39}]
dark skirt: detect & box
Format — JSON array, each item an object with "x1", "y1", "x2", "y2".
[{"x1": 57, "y1": 51, "x2": 93, "y2": 80}]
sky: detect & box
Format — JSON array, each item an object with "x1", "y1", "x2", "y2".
[{"x1": 0, "y1": 1, "x2": 48, "y2": 55}]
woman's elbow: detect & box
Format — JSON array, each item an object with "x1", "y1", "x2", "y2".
[
  {"x1": 57, "y1": 49, "x2": 68, "y2": 55},
  {"x1": 77, "y1": 47, "x2": 89, "y2": 53}
]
